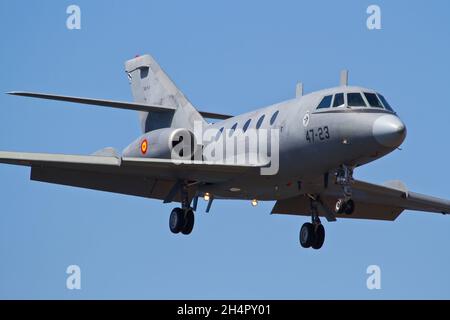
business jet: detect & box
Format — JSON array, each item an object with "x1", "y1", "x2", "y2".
[{"x1": 1, "y1": 54, "x2": 449, "y2": 250}]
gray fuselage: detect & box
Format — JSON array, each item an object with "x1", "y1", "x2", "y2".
[{"x1": 196, "y1": 85, "x2": 406, "y2": 201}]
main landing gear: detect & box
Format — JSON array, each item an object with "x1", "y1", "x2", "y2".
[
  {"x1": 334, "y1": 165, "x2": 355, "y2": 215},
  {"x1": 299, "y1": 222, "x2": 325, "y2": 250},
  {"x1": 299, "y1": 199, "x2": 325, "y2": 250},
  {"x1": 169, "y1": 207, "x2": 195, "y2": 235},
  {"x1": 168, "y1": 183, "x2": 196, "y2": 235}
]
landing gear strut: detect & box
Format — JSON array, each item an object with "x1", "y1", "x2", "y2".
[
  {"x1": 169, "y1": 183, "x2": 195, "y2": 235},
  {"x1": 334, "y1": 165, "x2": 355, "y2": 215},
  {"x1": 299, "y1": 198, "x2": 325, "y2": 250}
]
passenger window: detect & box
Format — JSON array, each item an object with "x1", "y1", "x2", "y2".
[
  {"x1": 270, "y1": 111, "x2": 279, "y2": 125},
  {"x1": 347, "y1": 93, "x2": 367, "y2": 107},
  {"x1": 364, "y1": 92, "x2": 383, "y2": 108},
  {"x1": 377, "y1": 94, "x2": 394, "y2": 112},
  {"x1": 317, "y1": 95, "x2": 332, "y2": 109},
  {"x1": 215, "y1": 127, "x2": 224, "y2": 141},
  {"x1": 256, "y1": 115, "x2": 265, "y2": 129},
  {"x1": 243, "y1": 119, "x2": 251, "y2": 132},
  {"x1": 229, "y1": 123, "x2": 238, "y2": 137},
  {"x1": 333, "y1": 93, "x2": 344, "y2": 107}
]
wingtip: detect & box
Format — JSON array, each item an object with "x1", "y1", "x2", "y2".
[
  {"x1": 6, "y1": 91, "x2": 27, "y2": 96},
  {"x1": 5, "y1": 91, "x2": 28, "y2": 96}
]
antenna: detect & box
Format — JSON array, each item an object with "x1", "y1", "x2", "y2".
[
  {"x1": 340, "y1": 70, "x2": 348, "y2": 86},
  {"x1": 296, "y1": 82, "x2": 303, "y2": 98}
]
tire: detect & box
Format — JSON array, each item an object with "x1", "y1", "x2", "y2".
[
  {"x1": 335, "y1": 199, "x2": 346, "y2": 214},
  {"x1": 299, "y1": 223, "x2": 315, "y2": 248},
  {"x1": 312, "y1": 224, "x2": 325, "y2": 250},
  {"x1": 181, "y1": 209, "x2": 195, "y2": 235},
  {"x1": 344, "y1": 199, "x2": 355, "y2": 215},
  {"x1": 169, "y1": 208, "x2": 185, "y2": 234}
]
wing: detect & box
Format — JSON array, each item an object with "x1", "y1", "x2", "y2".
[
  {"x1": 0, "y1": 151, "x2": 265, "y2": 201},
  {"x1": 272, "y1": 179, "x2": 450, "y2": 221},
  {"x1": 350, "y1": 180, "x2": 450, "y2": 214},
  {"x1": 6, "y1": 91, "x2": 233, "y2": 120}
]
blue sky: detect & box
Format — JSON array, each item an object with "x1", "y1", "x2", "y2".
[{"x1": 1, "y1": 0, "x2": 450, "y2": 299}]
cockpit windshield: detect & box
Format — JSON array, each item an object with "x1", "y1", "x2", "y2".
[
  {"x1": 347, "y1": 93, "x2": 367, "y2": 107},
  {"x1": 315, "y1": 91, "x2": 395, "y2": 113},
  {"x1": 377, "y1": 94, "x2": 395, "y2": 112},
  {"x1": 363, "y1": 92, "x2": 383, "y2": 108}
]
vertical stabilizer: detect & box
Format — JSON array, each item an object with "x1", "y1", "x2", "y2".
[{"x1": 125, "y1": 55, "x2": 206, "y2": 132}]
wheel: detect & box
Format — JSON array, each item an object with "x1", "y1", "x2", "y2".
[
  {"x1": 299, "y1": 222, "x2": 315, "y2": 248},
  {"x1": 181, "y1": 208, "x2": 195, "y2": 235},
  {"x1": 335, "y1": 198, "x2": 347, "y2": 214},
  {"x1": 169, "y1": 208, "x2": 185, "y2": 234},
  {"x1": 344, "y1": 199, "x2": 355, "y2": 215},
  {"x1": 311, "y1": 224, "x2": 325, "y2": 250}
]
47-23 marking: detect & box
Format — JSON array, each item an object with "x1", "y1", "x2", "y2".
[{"x1": 306, "y1": 126, "x2": 330, "y2": 143}]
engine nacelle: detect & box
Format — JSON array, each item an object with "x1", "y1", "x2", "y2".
[{"x1": 122, "y1": 127, "x2": 197, "y2": 160}]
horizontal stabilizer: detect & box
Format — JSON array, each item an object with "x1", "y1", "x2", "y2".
[{"x1": 6, "y1": 91, "x2": 232, "y2": 120}]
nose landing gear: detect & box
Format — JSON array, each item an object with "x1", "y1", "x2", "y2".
[
  {"x1": 335, "y1": 198, "x2": 355, "y2": 215},
  {"x1": 335, "y1": 165, "x2": 355, "y2": 215}
]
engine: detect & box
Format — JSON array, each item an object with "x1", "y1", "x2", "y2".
[{"x1": 122, "y1": 127, "x2": 197, "y2": 160}]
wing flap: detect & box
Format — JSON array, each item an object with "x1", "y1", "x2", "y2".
[
  {"x1": 31, "y1": 166, "x2": 156, "y2": 198},
  {"x1": 30, "y1": 166, "x2": 190, "y2": 201},
  {"x1": 271, "y1": 194, "x2": 403, "y2": 221}
]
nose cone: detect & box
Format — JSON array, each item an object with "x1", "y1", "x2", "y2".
[{"x1": 372, "y1": 115, "x2": 406, "y2": 148}]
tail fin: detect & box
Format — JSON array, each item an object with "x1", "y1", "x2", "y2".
[{"x1": 125, "y1": 55, "x2": 205, "y2": 133}]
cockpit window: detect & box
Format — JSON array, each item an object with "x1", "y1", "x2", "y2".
[
  {"x1": 333, "y1": 93, "x2": 344, "y2": 107},
  {"x1": 377, "y1": 94, "x2": 395, "y2": 112},
  {"x1": 347, "y1": 93, "x2": 367, "y2": 107},
  {"x1": 364, "y1": 92, "x2": 383, "y2": 108},
  {"x1": 317, "y1": 95, "x2": 332, "y2": 109}
]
